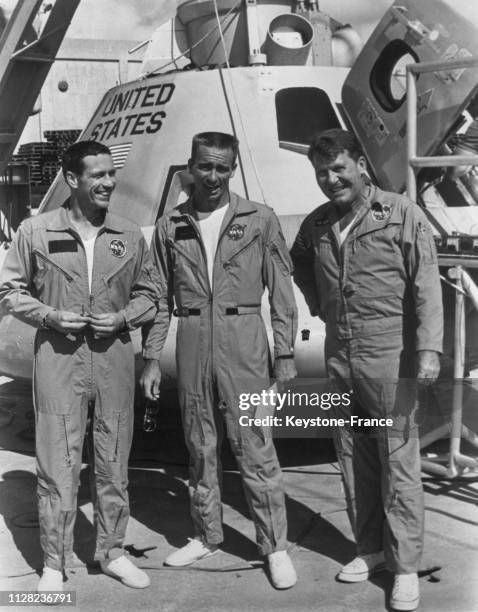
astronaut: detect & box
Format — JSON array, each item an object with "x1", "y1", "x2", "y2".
[
  {"x1": 141, "y1": 131, "x2": 298, "y2": 589},
  {"x1": 291, "y1": 129, "x2": 443, "y2": 612},
  {"x1": 0, "y1": 141, "x2": 158, "y2": 592}
]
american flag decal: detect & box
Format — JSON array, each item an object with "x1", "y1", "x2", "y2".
[{"x1": 109, "y1": 143, "x2": 132, "y2": 169}]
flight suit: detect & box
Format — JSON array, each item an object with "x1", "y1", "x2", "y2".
[
  {"x1": 290, "y1": 185, "x2": 443, "y2": 573},
  {"x1": 143, "y1": 193, "x2": 297, "y2": 555},
  {"x1": 0, "y1": 205, "x2": 159, "y2": 570}
]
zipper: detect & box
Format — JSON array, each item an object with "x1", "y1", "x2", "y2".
[
  {"x1": 89, "y1": 295, "x2": 94, "y2": 397},
  {"x1": 166, "y1": 237, "x2": 202, "y2": 271},
  {"x1": 62, "y1": 415, "x2": 72, "y2": 466},
  {"x1": 113, "y1": 412, "x2": 121, "y2": 461},
  {"x1": 328, "y1": 228, "x2": 349, "y2": 331},
  {"x1": 224, "y1": 232, "x2": 260, "y2": 266},
  {"x1": 89, "y1": 226, "x2": 106, "y2": 295},
  {"x1": 61, "y1": 511, "x2": 69, "y2": 568},
  {"x1": 113, "y1": 505, "x2": 127, "y2": 535},
  {"x1": 103, "y1": 255, "x2": 134, "y2": 284},
  {"x1": 190, "y1": 220, "x2": 214, "y2": 373},
  {"x1": 32, "y1": 250, "x2": 74, "y2": 281},
  {"x1": 75, "y1": 236, "x2": 94, "y2": 398},
  {"x1": 269, "y1": 242, "x2": 292, "y2": 275}
]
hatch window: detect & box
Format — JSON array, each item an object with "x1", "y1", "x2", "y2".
[
  {"x1": 370, "y1": 40, "x2": 418, "y2": 113},
  {"x1": 157, "y1": 165, "x2": 190, "y2": 221},
  {"x1": 275, "y1": 87, "x2": 341, "y2": 148}
]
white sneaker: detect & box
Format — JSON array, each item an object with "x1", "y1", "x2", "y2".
[
  {"x1": 164, "y1": 538, "x2": 219, "y2": 567},
  {"x1": 267, "y1": 550, "x2": 297, "y2": 589},
  {"x1": 337, "y1": 551, "x2": 386, "y2": 582},
  {"x1": 100, "y1": 555, "x2": 150, "y2": 589},
  {"x1": 390, "y1": 573, "x2": 419, "y2": 611},
  {"x1": 37, "y1": 567, "x2": 63, "y2": 593}
]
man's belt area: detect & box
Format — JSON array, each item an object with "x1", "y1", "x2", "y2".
[{"x1": 173, "y1": 305, "x2": 262, "y2": 317}]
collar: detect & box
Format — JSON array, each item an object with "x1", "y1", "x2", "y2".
[
  {"x1": 46, "y1": 200, "x2": 124, "y2": 233},
  {"x1": 170, "y1": 192, "x2": 258, "y2": 222},
  {"x1": 326, "y1": 182, "x2": 376, "y2": 223}
]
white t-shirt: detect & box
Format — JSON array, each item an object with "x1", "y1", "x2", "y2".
[
  {"x1": 195, "y1": 204, "x2": 229, "y2": 288},
  {"x1": 81, "y1": 235, "x2": 97, "y2": 292},
  {"x1": 339, "y1": 212, "x2": 358, "y2": 245}
]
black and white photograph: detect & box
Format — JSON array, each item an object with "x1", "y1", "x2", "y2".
[{"x1": 0, "y1": 1, "x2": 477, "y2": 610}]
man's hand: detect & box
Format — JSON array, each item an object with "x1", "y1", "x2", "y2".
[
  {"x1": 89, "y1": 312, "x2": 125, "y2": 338},
  {"x1": 416, "y1": 350, "x2": 440, "y2": 385},
  {"x1": 140, "y1": 359, "x2": 162, "y2": 401},
  {"x1": 273, "y1": 357, "x2": 298, "y2": 383},
  {"x1": 46, "y1": 310, "x2": 90, "y2": 334}
]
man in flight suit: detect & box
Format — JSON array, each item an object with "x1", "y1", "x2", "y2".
[
  {"x1": 290, "y1": 129, "x2": 443, "y2": 611},
  {"x1": 141, "y1": 132, "x2": 298, "y2": 589},
  {"x1": 0, "y1": 141, "x2": 158, "y2": 592}
]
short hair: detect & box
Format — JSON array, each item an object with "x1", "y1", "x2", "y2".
[
  {"x1": 190, "y1": 132, "x2": 239, "y2": 165},
  {"x1": 61, "y1": 140, "x2": 111, "y2": 178},
  {"x1": 307, "y1": 129, "x2": 364, "y2": 163}
]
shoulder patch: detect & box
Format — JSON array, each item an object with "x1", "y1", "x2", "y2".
[
  {"x1": 417, "y1": 221, "x2": 429, "y2": 237},
  {"x1": 109, "y1": 239, "x2": 127, "y2": 258},
  {"x1": 227, "y1": 224, "x2": 246, "y2": 240},
  {"x1": 371, "y1": 201, "x2": 392, "y2": 222}
]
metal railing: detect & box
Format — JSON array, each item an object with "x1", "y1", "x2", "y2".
[
  {"x1": 406, "y1": 56, "x2": 478, "y2": 477},
  {"x1": 406, "y1": 56, "x2": 478, "y2": 201}
]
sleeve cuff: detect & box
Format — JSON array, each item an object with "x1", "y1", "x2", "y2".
[
  {"x1": 119, "y1": 309, "x2": 136, "y2": 332},
  {"x1": 416, "y1": 344, "x2": 443, "y2": 354},
  {"x1": 142, "y1": 348, "x2": 162, "y2": 360},
  {"x1": 35, "y1": 306, "x2": 57, "y2": 328}
]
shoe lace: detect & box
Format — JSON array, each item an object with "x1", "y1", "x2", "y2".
[
  {"x1": 393, "y1": 575, "x2": 417, "y2": 597},
  {"x1": 185, "y1": 537, "x2": 209, "y2": 552}
]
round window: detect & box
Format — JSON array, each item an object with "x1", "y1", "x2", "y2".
[{"x1": 370, "y1": 40, "x2": 418, "y2": 113}]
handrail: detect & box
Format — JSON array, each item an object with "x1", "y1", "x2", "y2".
[
  {"x1": 406, "y1": 57, "x2": 478, "y2": 477},
  {"x1": 406, "y1": 56, "x2": 478, "y2": 201}
]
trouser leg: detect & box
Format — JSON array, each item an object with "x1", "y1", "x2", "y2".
[
  {"x1": 35, "y1": 396, "x2": 88, "y2": 571},
  {"x1": 90, "y1": 392, "x2": 134, "y2": 562},
  {"x1": 333, "y1": 422, "x2": 385, "y2": 553},
  {"x1": 351, "y1": 337, "x2": 423, "y2": 573},
  {"x1": 328, "y1": 342, "x2": 358, "y2": 539},
  {"x1": 379, "y1": 428, "x2": 424, "y2": 574},
  {"x1": 218, "y1": 385, "x2": 287, "y2": 557},
  {"x1": 179, "y1": 383, "x2": 224, "y2": 546},
  {"x1": 232, "y1": 425, "x2": 288, "y2": 556},
  {"x1": 332, "y1": 423, "x2": 357, "y2": 539}
]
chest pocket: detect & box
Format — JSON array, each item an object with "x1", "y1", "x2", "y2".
[
  {"x1": 353, "y1": 223, "x2": 401, "y2": 256},
  {"x1": 103, "y1": 255, "x2": 135, "y2": 309},
  {"x1": 32, "y1": 249, "x2": 74, "y2": 305}
]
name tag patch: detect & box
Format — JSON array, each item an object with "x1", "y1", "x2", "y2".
[
  {"x1": 175, "y1": 226, "x2": 196, "y2": 241},
  {"x1": 48, "y1": 240, "x2": 78, "y2": 254}
]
